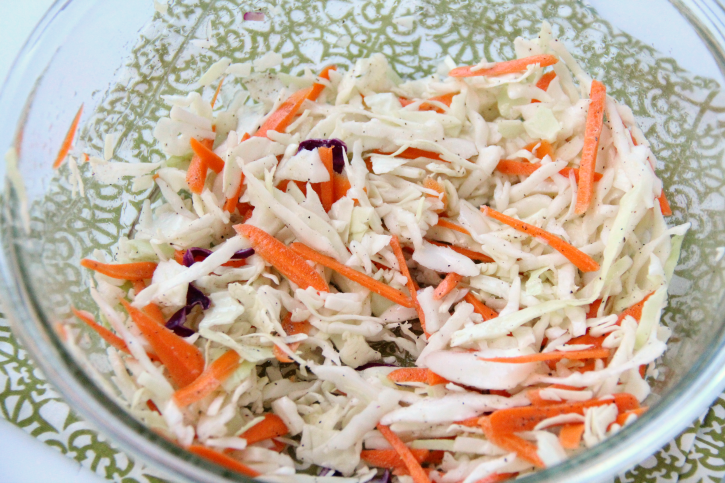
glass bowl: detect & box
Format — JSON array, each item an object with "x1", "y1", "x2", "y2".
[{"x1": 2, "y1": 0, "x2": 725, "y2": 482}]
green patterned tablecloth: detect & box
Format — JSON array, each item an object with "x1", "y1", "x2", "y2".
[{"x1": 0, "y1": 309, "x2": 723, "y2": 483}]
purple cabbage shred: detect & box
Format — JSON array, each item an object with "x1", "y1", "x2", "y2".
[
  {"x1": 297, "y1": 139, "x2": 348, "y2": 174},
  {"x1": 243, "y1": 11, "x2": 265, "y2": 21},
  {"x1": 355, "y1": 362, "x2": 397, "y2": 371},
  {"x1": 165, "y1": 283, "x2": 211, "y2": 337},
  {"x1": 370, "y1": 469, "x2": 391, "y2": 483},
  {"x1": 182, "y1": 247, "x2": 255, "y2": 267}
]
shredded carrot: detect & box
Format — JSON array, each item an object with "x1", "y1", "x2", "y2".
[
  {"x1": 455, "y1": 417, "x2": 482, "y2": 427},
  {"x1": 273, "y1": 313, "x2": 311, "y2": 363},
  {"x1": 387, "y1": 368, "x2": 448, "y2": 386},
  {"x1": 658, "y1": 191, "x2": 673, "y2": 216},
  {"x1": 333, "y1": 172, "x2": 352, "y2": 203},
  {"x1": 587, "y1": 298, "x2": 603, "y2": 319},
  {"x1": 291, "y1": 242, "x2": 414, "y2": 308},
  {"x1": 377, "y1": 425, "x2": 431, "y2": 483},
  {"x1": 307, "y1": 65, "x2": 337, "y2": 101},
  {"x1": 426, "y1": 239, "x2": 494, "y2": 263},
  {"x1": 256, "y1": 87, "x2": 313, "y2": 138},
  {"x1": 235, "y1": 225, "x2": 329, "y2": 292},
  {"x1": 361, "y1": 448, "x2": 430, "y2": 469},
  {"x1": 488, "y1": 393, "x2": 639, "y2": 433},
  {"x1": 433, "y1": 273, "x2": 463, "y2": 300},
  {"x1": 559, "y1": 423, "x2": 585, "y2": 449},
  {"x1": 481, "y1": 206, "x2": 600, "y2": 272},
  {"x1": 173, "y1": 350, "x2": 240, "y2": 407},
  {"x1": 399, "y1": 92, "x2": 456, "y2": 114},
  {"x1": 270, "y1": 438, "x2": 287, "y2": 452},
  {"x1": 524, "y1": 140, "x2": 555, "y2": 161},
  {"x1": 186, "y1": 138, "x2": 215, "y2": 194},
  {"x1": 146, "y1": 399, "x2": 160, "y2": 414},
  {"x1": 211, "y1": 75, "x2": 225, "y2": 109},
  {"x1": 616, "y1": 291, "x2": 655, "y2": 325},
  {"x1": 52, "y1": 104, "x2": 84, "y2": 169},
  {"x1": 479, "y1": 348, "x2": 610, "y2": 364},
  {"x1": 435, "y1": 218, "x2": 471, "y2": 236},
  {"x1": 495, "y1": 160, "x2": 603, "y2": 182},
  {"x1": 574, "y1": 80, "x2": 606, "y2": 214},
  {"x1": 613, "y1": 407, "x2": 648, "y2": 426},
  {"x1": 72, "y1": 307, "x2": 134, "y2": 357},
  {"x1": 240, "y1": 413, "x2": 289, "y2": 444},
  {"x1": 479, "y1": 416, "x2": 544, "y2": 468},
  {"x1": 423, "y1": 177, "x2": 448, "y2": 213},
  {"x1": 133, "y1": 280, "x2": 166, "y2": 325},
  {"x1": 526, "y1": 389, "x2": 559, "y2": 407},
  {"x1": 536, "y1": 72, "x2": 557, "y2": 92},
  {"x1": 120, "y1": 300, "x2": 205, "y2": 388},
  {"x1": 190, "y1": 137, "x2": 224, "y2": 173},
  {"x1": 187, "y1": 445, "x2": 260, "y2": 477},
  {"x1": 319, "y1": 146, "x2": 335, "y2": 212},
  {"x1": 390, "y1": 235, "x2": 426, "y2": 330},
  {"x1": 223, "y1": 132, "x2": 251, "y2": 212},
  {"x1": 80, "y1": 259, "x2": 157, "y2": 280},
  {"x1": 463, "y1": 292, "x2": 499, "y2": 321},
  {"x1": 373, "y1": 147, "x2": 444, "y2": 162},
  {"x1": 568, "y1": 333, "x2": 605, "y2": 348},
  {"x1": 449, "y1": 54, "x2": 558, "y2": 78}
]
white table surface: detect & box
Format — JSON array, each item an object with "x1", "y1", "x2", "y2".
[
  {"x1": 0, "y1": 1, "x2": 719, "y2": 483},
  {"x1": 0, "y1": 5, "x2": 104, "y2": 482}
]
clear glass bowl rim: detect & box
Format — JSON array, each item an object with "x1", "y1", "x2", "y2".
[{"x1": 2, "y1": 0, "x2": 725, "y2": 482}]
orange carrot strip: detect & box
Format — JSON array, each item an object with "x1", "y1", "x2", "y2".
[
  {"x1": 613, "y1": 407, "x2": 648, "y2": 426},
  {"x1": 536, "y1": 72, "x2": 557, "y2": 92},
  {"x1": 658, "y1": 191, "x2": 673, "y2": 216},
  {"x1": 134, "y1": 281, "x2": 166, "y2": 325},
  {"x1": 72, "y1": 308, "x2": 132, "y2": 356},
  {"x1": 449, "y1": 54, "x2": 558, "y2": 78},
  {"x1": 390, "y1": 235, "x2": 426, "y2": 330},
  {"x1": 479, "y1": 417, "x2": 544, "y2": 468},
  {"x1": 223, "y1": 132, "x2": 251, "y2": 212},
  {"x1": 399, "y1": 92, "x2": 456, "y2": 113},
  {"x1": 52, "y1": 104, "x2": 84, "y2": 169},
  {"x1": 120, "y1": 299, "x2": 205, "y2": 388},
  {"x1": 333, "y1": 172, "x2": 352, "y2": 203},
  {"x1": 190, "y1": 137, "x2": 225, "y2": 173},
  {"x1": 423, "y1": 177, "x2": 448, "y2": 213},
  {"x1": 489, "y1": 393, "x2": 639, "y2": 433},
  {"x1": 496, "y1": 160, "x2": 603, "y2": 182},
  {"x1": 361, "y1": 448, "x2": 429, "y2": 469},
  {"x1": 377, "y1": 425, "x2": 431, "y2": 483},
  {"x1": 616, "y1": 292, "x2": 655, "y2": 325},
  {"x1": 173, "y1": 350, "x2": 240, "y2": 407},
  {"x1": 373, "y1": 148, "x2": 444, "y2": 162},
  {"x1": 187, "y1": 445, "x2": 260, "y2": 477},
  {"x1": 273, "y1": 313, "x2": 311, "y2": 363},
  {"x1": 568, "y1": 333, "x2": 605, "y2": 348},
  {"x1": 574, "y1": 80, "x2": 606, "y2": 214},
  {"x1": 426, "y1": 239, "x2": 494, "y2": 263},
  {"x1": 524, "y1": 140, "x2": 555, "y2": 161},
  {"x1": 256, "y1": 87, "x2": 313, "y2": 138},
  {"x1": 479, "y1": 348, "x2": 610, "y2": 364},
  {"x1": 291, "y1": 242, "x2": 414, "y2": 308},
  {"x1": 559, "y1": 423, "x2": 585, "y2": 449},
  {"x1": 427, "y1": 371, "x2": 450, "y2": 386},
  {"x1": 80, "y1": 259, "x2": 157, "y2": 280},
  {"x1": 455, "y1": 417, "x2": 482, "y2": 427},
  {"x1": 587, "y1": 298, "x2": 603, "y2": 319},
  {"x1": 435, "y1": 218, "x2": 471, "y2": 235},
  {"x1": 388, "y1": 368, "x2": 427, "y2": 384},
  {"x1": 481, "y1": 206, "x2": 600, "y2": 272},
  {"x1": 307, "y1": 65, "x2": 337, "y2": 101},
  {"x1": 186, "y1": 138, "x2": 215, "y2": 194},
  {"x1": 235, "y1": 225, "x2": 329, "y2": 292},
  {"x1": 526, "y1": 389, "x2": 560, "y2": 407},
  {"x1": 240, "y1": 413, "x2": 289, "y2": 444},
  {"x1": 463, "y1": 292, "x2": 499, "y2": 321},
  {"x1": 211, "y1": 75, "x2": 225, "y2": 109},
  {"x1": 433, "y1": 273, "x2": 463, "y2": 300},
  {"x1": 319, "y1": 146, "x2": 335, "y2": 212}
]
